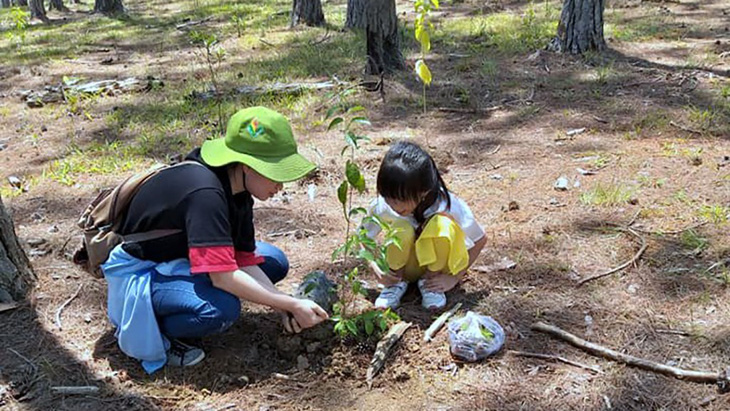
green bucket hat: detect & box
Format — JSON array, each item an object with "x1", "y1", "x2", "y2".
[{"x1": 200, "y1": 107, "x2": 316, "y2": 183}]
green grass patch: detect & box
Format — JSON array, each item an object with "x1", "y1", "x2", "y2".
[
  {"x1": 43, "y1": 141, "x2": 151, "y2": 186},
  {"x1": 580, "y1": 182, "x2": 635, "y2": 206},
  {"x1": 697, "y1": 204, "x2": 729, "y2": 225},
  {"x1": 438, "y1": 2, "x2": 558, "y2": 55},
  {"x1": 605, "y1": 10, "x2": 687, "y2": 42},
  {"x1": 679, "y1": 229, "x2": 708, "y2": 252}
]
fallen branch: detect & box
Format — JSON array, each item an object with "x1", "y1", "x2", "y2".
[
  {"x1": 670, "y1": 121, "x2": 702, "y2": 135},
  {"x1": 655, "y1": 329, "x2": 691, "y2": 337},
  {"x1": 0, "y1": 301, "x2": 20, "y2": 313},
  {"x1": 175, "y1": 16, "x2": 213, "y2": 31},
  {"x1": 633, "y1": 221, "x2": 707, "y2": 236},
  {"x1": 55, "y1": 284, "x2": 83, "y2": 330},
  {"x1": 51, "y1": 386, "x2": 100, "y2": 395},
  {"x1": 437, "y1": 106, "x2": 502, "y2": 114},
  {"x1": 532, "y1": 322, "x2": 730, "y2": 388},
  {"x1": 578, "y1": 226, "x2": 647, "y2": 285},
  {"x1": 424, "y1": 302, "x2": 462, "y2": 342},
  {"x1": 21, "y1": 77, "x2": 163, "y2": 108},
  {"x1": 367, "y1": 321, "x2": 412, "y2": 389},
  {"x1": 8, "y1": 348, "x2": 37, "y2": 372},
  {"x1": 485, "y1": 144, "x2": 501, "y2": 155},
  {"x1": 509, "y1": 350, "x2": 603, "y2": 374}
]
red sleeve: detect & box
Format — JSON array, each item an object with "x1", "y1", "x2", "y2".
[
  {"x1": 189, "y1": 245, "x2": 238, "y2": 274},
  {"x1": 235, "y1": 251, "x2": 265, "y2": 267}
]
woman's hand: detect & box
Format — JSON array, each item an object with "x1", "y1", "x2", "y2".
[
  {"x1": 422, "y1": 271, "x2": 462, "y2": 292},
  {"x1": 289, "y1": 299, "x2": 329, "y2": 330}
]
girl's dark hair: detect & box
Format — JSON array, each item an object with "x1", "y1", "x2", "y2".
[{"x1": 376, "y1": 141, "x2": 450, "y2": 223}]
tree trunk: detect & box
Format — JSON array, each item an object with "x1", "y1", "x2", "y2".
[
  {"x1": 94, "y1": 0, "x2": 124, "y2": 15},
  {"x1": 17, "y1": 0, "x2": 27, "y2": 7},
  {"x1": 290, "y1": 0, "x2": 324, "y2": 27},
  {"x1": 29, "y1": 0, "x2": 48, "y2": 22},
  {"x1": 364, "y1": 0, "x2": 403, "y2": 75},
  {"x1": 1, "y1": 0, "x2": 11, "y2": 8},
  {"x1": 49, "y1": 0, "x2": 70, "y2": 12},
  {"x1": 345, "y1": 0, "x2": 366, "y2": 29},
  {"x1": 0, "y1": 195, "x2": 35, "y2": 303},
  {"x1": 551, "y1": 0, "x2": 606, "y2": 54}
]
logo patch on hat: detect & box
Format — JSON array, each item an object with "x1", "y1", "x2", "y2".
[{"x1": 247, "y1": 119, "x2": 265, "y2": 138}]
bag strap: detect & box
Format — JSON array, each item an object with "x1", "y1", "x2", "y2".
[{"x1": 114, "y1": 160, "x2": 209, "y2": 243}]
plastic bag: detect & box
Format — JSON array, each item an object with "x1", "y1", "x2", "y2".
[
  {"x1": 294, "y1": 271, "x2": 337, "y2": 314},
  {"x1": 447, "y1": 311, "x2": 505, "y2": 362}
]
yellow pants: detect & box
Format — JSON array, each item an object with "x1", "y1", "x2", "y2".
[{"x1": 386, "y1": 215, "x2": 469, "y2": 283}]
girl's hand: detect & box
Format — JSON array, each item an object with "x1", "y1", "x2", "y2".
[
  {"x1": 280, "y1": 310, "x2": 301, "y2": 334},
  {"x1": 423, "y1": 272, "x2": 461, "y2": 292},
  {"x1": 289, "y1": 299, "x2": 329, "y2": 330},
  {"x1": 370, "y1": 261, "x2": 403, "y2": 286}
]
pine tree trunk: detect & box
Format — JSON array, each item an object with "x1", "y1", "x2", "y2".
[
  {"x1": 291, "y1": 0, "x2": 324, "y2": 27},
  {"x1": 94, "y1": 0, "x2": 124, "y2": 15},
  {"x1": 29, "y1": 0, "x2": 48, "y2": 22},
  {"x1": 17, "y1": 0, "x2": 28, "y2": 7},
  {"x1": 1, "y1": 0, "x2": 11, "y2": 8},
  {"x1": 49, "y1": 0, "x2": 69, "y2": 12},
  {"x1": 0, "y1": 195, "x2": 35, "y2": 303},
  {"x1": 364, "y1": 0, "x2": 404, "y2": 75},
  {"x1": 345, "y1": 0, "x2": 366, "y2": 29},
  {"x1": 551, "y1": 0, "x2": 606, "y2": 54}
]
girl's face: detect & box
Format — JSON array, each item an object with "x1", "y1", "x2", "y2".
[
  {"x1": 243, "y1": 165, "x2": 283, "y2": 201},
  {"x1": 384, "y1": 194, "x2": 426, "y2": 217}
]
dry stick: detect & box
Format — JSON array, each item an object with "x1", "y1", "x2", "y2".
[
  {"x1": 8, "y1": 348, "x2": 38, "y2": 372},
  {"x1": 51, "y1": 386, "x2": 100, "y2": 395},
  {"x1": 633, "y1": 221, "x2": 708, "y2": 236},
  {"x1": 670, "y1": 121, "x2": 702, "y2": 135},
  {"x1": 532, "y1": 322, "x2": 726, "y2": 385},
  {"x1": 55, "y1": 284, "x2": 83, "y2": 330},
  {"x1": 485, "y1": 144, "x2": 501, "y2": 156},
  {"x1": 366, "y1": 321, "x2": 412, "y2": 390},
  {"x1": 424, "y1": 302, "x2": 462, "y2": 342},
  {"x1": 655, "y1": 329, "x2": 691, "y2": 337},
  {"x1": 509, "y1": 350, "x2": 603, "y2": 374},
  {"x1": 578, "y1": 227, "x2": 647, "y2": 285}
]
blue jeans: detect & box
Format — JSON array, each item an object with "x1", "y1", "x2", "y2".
[{"x1": 150, "y1": 241, "x2": 289, "y2": 339}]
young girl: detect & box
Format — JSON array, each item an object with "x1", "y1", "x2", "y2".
[{"x1": 366, "y1": 141, "x2": 487, "y2": 310}]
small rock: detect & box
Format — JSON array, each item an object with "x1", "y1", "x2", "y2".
[
  {"x1": 296, "y1": 355, "x2": 309, "y2": 371},
  {"x1": 26, "y1": 238, "x2": 46, "y2": 247},
  {"x1": 306, "y1": 342, "x2": 322, "y2": 353},
  {"x1": 8, "y1": 175, "x2": 22, "y2": 189},
  {"x1": 627, "y1": 284, "x2": 638, "y2": 294},
  {"x1": 307, "y1": 184, "x2": 317, "y2": 202},
  {"x1": 573, "y1": 178, "x2": 581, "y2": 188},
  {"x1": 490, "y1": 174, "x2": 503, "y2": 181},
  {"x1": 29, "y1": 248, "x2": 50, "y2": 257},
  {"x1": 566, "y1": 127, "x2": 586, "y2": 137},
  {"x1": 237, "y1": 375, "x2": 250, "y2": 385},
  {"x1": 275, "y1": 335, "x2": 302, "y2": 360},
  {"x1": 576, "y1": 167, "x2": 595, "y2": 175},
  {"x1": 48, "y1": 225, "x2": 59, "y2": 233},
  {"x1": 554, "y1": 177, "x2": 569, "y2": 191},
  {"x1": 40, "y1": 125, "x2": 47, "y2": 132},
  {"x1": 549, "y1": 198, "x2": 559, "y2": 205},
  {"x1": 0, "y1": 143, "x2": 7, "y2": 151},
  {"x1": 31, "y1": 212, "x2": 44, "y2": 222},
  {"x1": 628, "y1": 198, "x2": 639, "y2": 205},
  {"x1": 84, "y1": 314, "x2": 92, "y2": 323},
  {"x1": 507, "y1": 201, "x2": 519, "y2": 211}
]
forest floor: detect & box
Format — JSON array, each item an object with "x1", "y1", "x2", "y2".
[{"x1": 1, "y1": 0, "x2": 730, "y2": 409}]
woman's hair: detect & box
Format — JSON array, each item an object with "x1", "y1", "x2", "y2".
[{"x1": 376, "y1": 141, "x2": 450, "y2": 223}]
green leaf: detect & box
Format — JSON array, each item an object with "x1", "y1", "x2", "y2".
[
  {"x1": 304, "y1": 282, "x2": 316, "y2": 295},
  {"x1": 337, "y1": 180, "x2": 348, "y2": 207},
  {"x1": 345, "y1": 161, "x2": 366, "y2": 193},
  {"x1": 326, "y1": 105, "x2": 342, "y2": 119},
  {"x1": 376, "y1": 258, "x2": 390, "y2": 274},
  {"x1": 415, "y1": 60, "x2": 432, "y2": 85},
  {"x1": 358, "y1": 248, "x2": 375, "y2": 262},
  {"x1": 328, "y1": 117, "x2": 344, "y2": 131},
  {"x1": 347, "y1": 105, "x2": 366, "y2": 114},
  {"x1": 350, "y1": 117, "x2": 372, "y2": 127},
  {"x1": 349, "y1": 207, "x2": 367, "y2": 217},
  {"x1": 379, "y1": 316, "x2": 388, "y2": 331},
  {"x1": 479, "y1": 324, "x2": 495, "y2": 341},
  {"x1": 365, "y1": 319, "x2": 374, "y2": 336},
  {"x1": 430, "y1": 0, "x2": 439, "y2": 8},
  {"x1": 359, "y1": 235, "x2": 377, "y2": 250},
  {"x1": 345, "y1": 320, "x2": 359, "y2": 336},
  {"x1": 352, "y1": 281, "x2": 362, "y2": 295}
]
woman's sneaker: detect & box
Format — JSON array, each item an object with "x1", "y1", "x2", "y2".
[
  {"x1": 167, "y1": 339, "x2": 205, "y2": 367},
  {"x1": 418, "y1": 278, "x2": 447, "y2": 310},
  {"x1": 374, "y1": 281, "x2": 408, "y2": 309}
]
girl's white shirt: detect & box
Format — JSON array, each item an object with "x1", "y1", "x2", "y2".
[{"x1": 365, "y1": 193, "x2": 485, "y2": 249}]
